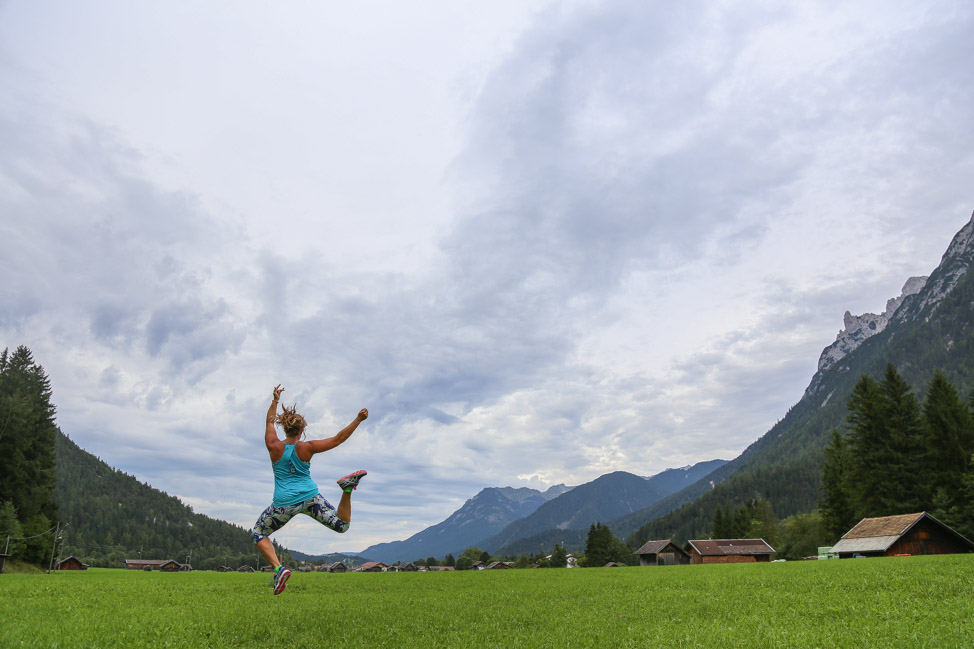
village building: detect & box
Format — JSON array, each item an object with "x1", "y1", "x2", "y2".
[
  {"x1": 634, "y1": 540, "x2": 691, "y2": 566},
  {"x1": 237, "y1": 565, "x2": 255, "y2": 572},
  {"x1": 359, "y1": 561, "x2": 387, "y2": 572},
  {"x1": 685, "y1": 539, "x2": 775, "y2": 564},
  {"x1": 829, "y1": 512, "x2": 974, "y2": 558},
  {"x1": 397, "y1": 562, "x2": 419, "y2": 572},
  {"x1": 426, "y1": 565, "x2": 455, "y2": 571},
  {"x1": 485, "y1": 561, "x2": 512, "y2": 570},
  {"x1": 124, "y1": 559, "x2": 184, "y2": 572},
  {"x1": 469, "y1": 561, "x2": 486, "y2": 570},
  {"x1": 57, "y1": 556, "x2": 89, "y2": 571}
]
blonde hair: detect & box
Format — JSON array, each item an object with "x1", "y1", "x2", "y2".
[{"x1": 276, "y1": 404, "x2": 307, "y2": 438}]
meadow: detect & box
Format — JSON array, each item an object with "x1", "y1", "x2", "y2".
[{"x1": 1, "y1": 555, "x2": 972, "y2": 648}]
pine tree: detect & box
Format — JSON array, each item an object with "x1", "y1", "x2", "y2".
[
  {"x1": 712, "y1": 505, "x2": 729, "y2": 538},
  {"x1": 879, "y1": 364, "x2": 924, "y2": 512},
  {"x1": 0, "y1": 346, "x2": 59, "y2": 532},
  {"x1": 550, "y1": 543, "x2": 568, "y2": 568},
  {"x1": 819, "y1": 429, "x2": 857, "y2": 540},
  {"x1": 922, "y1": 370, "x2": 974, "y2": 512},
  {"x1": 584, "y1": 523, "x2": 613, "y2": 567},
  {"x1": 846, "y1": 373, "x2": 886, "y2": 517}
]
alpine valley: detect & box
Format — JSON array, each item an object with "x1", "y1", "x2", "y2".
[{"x1": 16, "y1": 210, "x2": 974, "y2": 568}]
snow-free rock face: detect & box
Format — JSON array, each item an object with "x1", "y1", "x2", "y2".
[
  {"x1": 805, "y1": 211, "x2": 974, "y2": 398},
  {"x1": 815, "y1": 276, "x2": 928, "y2": 375}
]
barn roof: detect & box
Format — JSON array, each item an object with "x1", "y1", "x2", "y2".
[
  {"x1": 687, "y1": 539, "x2": 775, "y2": 556},
  {"x1": 830, "y1": 512, "x2": 974, "y2": 554},
  {"x1": 635, "y1": 540, "x2": 686, "y2": 556}
]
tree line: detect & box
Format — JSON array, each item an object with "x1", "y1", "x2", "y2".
[{"x1": 820, "y1": 364, "x2": 974, "y2": 541}]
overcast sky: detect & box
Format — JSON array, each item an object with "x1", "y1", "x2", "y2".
[{"x1": 2, "y1": 1, "x2": 972, "y2": 556}]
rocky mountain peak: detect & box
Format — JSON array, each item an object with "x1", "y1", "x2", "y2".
[{"x1": 805, "y1": 211, "x2": 974, "y2": 397}]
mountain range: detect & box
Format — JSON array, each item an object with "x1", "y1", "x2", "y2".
[
  {"x1": 358, "y1": 460, "x2": 725, "y2": 564},
  {"x1": 360, "y1": 209, "x2": 974, "y2": 561}
]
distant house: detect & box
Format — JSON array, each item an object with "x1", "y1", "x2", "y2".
[
  {"x1": 217, "y1": 566, "x2": 233, "y2": 572},
  {"x1": 830, "y1": 512, "x2": 974, "y2": 558},
  {"x1": 124, "y1": 559, "x2": 183, "y2": 572},
  {"x1": 469, "y1": 561, "x2": 486, "y2": 570},
  {"x1": 635, "y1": 540, "x2": 691, "y2": 566},
  {"x1": 237, "y1": 565, "x2": 255, "y2": 572},
  {"x1": 604, "y1": 562, "x2": 623, "y2": 568},
  {"x1": 398, "y1": 562, "x2": 419, "y2": 572},
  {"x1": 686, "y1": 539, "x2": 775, "y2": 564},
  {"x1": 360, "y1": 561, "x2": 387, "y2": 572},
  {"x1": 57, "y1": 556, "x2": 89, "y2": 571},
  {"x1": 485, "y1": 561, "x2": 512, "y2": 570},
  {"x1": 427, "y1": 565, "x2": 455, "y2": 571}
]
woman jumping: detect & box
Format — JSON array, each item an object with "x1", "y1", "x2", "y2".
[{"x1": 252, "y1": 384, "x2": 368, "y2": 595}]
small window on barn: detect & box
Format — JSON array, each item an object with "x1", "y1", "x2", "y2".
[{"x1": 916, "y1": 531, "x2": 930, "y2": 539}]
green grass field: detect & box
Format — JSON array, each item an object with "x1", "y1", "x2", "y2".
[{"x1": 1, "y1": 555, "x2": 972, "y2": 648}]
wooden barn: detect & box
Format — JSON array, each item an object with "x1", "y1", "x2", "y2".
[
  {"x1": 635, "y1": 540, "x2": 691, "y2": 566},
  {"x1": 360, "y1": 561, "x2": 387, "y2": 572},
  {"x1": 830, "y1": 512, "x2": 974, "y2": 558},
  {"x1": 124, "y1": 559, "x2": 182, "y2": 572},
  {"x1": 57, "y1": 556, "x2": 89, "y2": 571},
  {"x1": 686, "y1": 539, "x2": 775, "y2": 564}
]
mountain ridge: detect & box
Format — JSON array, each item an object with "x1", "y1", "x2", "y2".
[{"x1": 624, "y1": 210, "x2": 974, "y2": 546}]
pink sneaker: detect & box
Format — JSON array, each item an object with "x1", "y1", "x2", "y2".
[
  {"x1": 273, "y1": 567, "x2": 291, "y2": 595},
  {"x1": 337, "y1": 470, "x2": 368, "y2": 491}
]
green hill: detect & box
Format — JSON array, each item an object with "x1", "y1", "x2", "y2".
[{"x1": 55, "y1": 430, "x2": 291, "y2": 570}]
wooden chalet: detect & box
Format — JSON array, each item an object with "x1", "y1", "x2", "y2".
[
  {"x1": 57, "y1": 556, "x2": 89, "y2": 571},
  {"x1": 124, "y1": 559, "x2": 183, "y2": 572},
  {"x1": 359, "y1": 561, "x2": 387, "y2": 572},
  {"x1": 686, "y1": 539, "x2": 775, "y2": 564},
  {"x1": 485, "y1": 561, "x2": 512, "y2": 570},
  {"x1": 326, "y1": 561, "x2": 348, "y2": 573},
  {"x1": 635, "y1": 540, "x2": 691, "y2": 566},
  {"x1": 398, "y1": 562, "x2": 419, "y2": 572},
  {"x1": 830, "y1": 512, "x2": 974, "y2": 558},
  {"x1": 237, "y1": 565, "x2": 255, "y2": 572},
  {"x1": 426, "y1": 565, "x2": 455, "y2": 571},
  {"x1": 469, "y1": 561, "x2": 486, "y2": 570}
]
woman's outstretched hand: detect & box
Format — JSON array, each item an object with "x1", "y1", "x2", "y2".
[
  {"x1": 357, "y1": 408, "x2": 369, "y2": 421},
  {"x1": 273, "y1": 385, "x2": 284, "y2": 401}
]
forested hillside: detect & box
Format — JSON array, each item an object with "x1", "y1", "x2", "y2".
[
  {"x1": 625, "y1": 214, "x2": 974, "y2": 549},
  {"x1": 0, "y1": 344, "x2": 291, "y2": 570},
  {"x1": 55, "y1": 430, "x2": 291, "y2": 570}
]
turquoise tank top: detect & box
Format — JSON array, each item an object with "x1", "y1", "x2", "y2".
[{"x1": 272, "y1": 443, "x2": 319, "y2": 506}]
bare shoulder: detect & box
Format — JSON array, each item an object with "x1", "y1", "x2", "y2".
[{"x1": 295, "y1": 440, "x2": 315, "y2": 462}]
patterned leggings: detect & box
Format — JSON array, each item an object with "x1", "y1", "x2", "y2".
[{"x1": 252, "y1": 493, "x2": 349, "y2": 543}]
